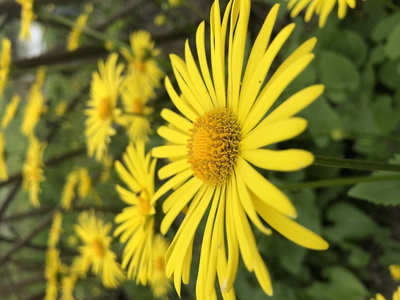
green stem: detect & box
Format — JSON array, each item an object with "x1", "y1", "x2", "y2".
[
  {"x1": 313, "y1": 155, "x2": 400, "y2": 172},
  {"x1": 37, "y1": 12, "x2": 130, "y2": 50},
  {"x1": 278, "y1": 174, "x2": 400, "y2": 190}
]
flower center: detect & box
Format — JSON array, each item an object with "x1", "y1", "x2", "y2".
[
  {"x1": 131, "y1": 97, "x2": 143, "y2": 114},
  {"x1": 187, "y1": 107, "x2": 241, "y2": 186},
  {"x1": 134, "y1": 60, "x2": 146, "y2": 73},
  {"x1": 154, "y1": 256, "x2": 165, "y2": 272},
  {"x1": 91, "y1": 238, "x2": 105, "y2": 257},
  {"x1": 137, "y1": 191, "x2": 152, "y2": 216},
  {"x1": 98, "y1": 97, "x2": 113, "y2": 120}
]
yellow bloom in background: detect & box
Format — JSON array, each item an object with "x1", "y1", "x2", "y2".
[
  {"x1": 1, "y1": 95, "x2": 21, "y2": 129},
  {"x1": 74, "y1": 211, "x2": 125, "y2": 288},
  {"x1": 0, "y1": 132, "x2": 7, "y2": 181},
  {"x1": 390, "y1": 265, "x2": 400, "y2": 281},
  {"x1": 48, "y1": 211, "x2": 63, "y2": 248},
  {"x1": 100, "y1": 154, "x2": 113, "y2": 182},
  {"x1": 114, "y1": 142, "x2": 156, "y2": 284},
  {"x1": 154, "y1": 13, "x2": 167, "y2": 26},
  {"x1": 55, "y1": 100, "x2": 68, "y2": 117},
  {"x1": 21, "y1": 68, "x2": 46, "y2": 137},
  {"x1": 168, "y1": 0, "x2": 183, "y2": 7},
  {"x1": 16, "y1": 0, "x2": 36, "y2": 40},
  {"x1": 372, "y1": 287, "x2": 400, "y2": 300},
  {"x1": 150, "y1": 234, "x2": 171, "y2": 299},
  {"x1": 287, "y1": 0, "x2": 356, "y2": 28},
  {"x1": 44, "y1": 247, "x2": 62, "y2": 300},
  {"x1": 118, "y1": 76, "x2": 154, "y2": 142},
  {"x1": 152, "y1": 1, "x2": 328, "y2": 298},
  {"x1": 22, "y1": 135, "x2": 46, "y2": 207},
  {"x1": 0, "y1": 38, "x2": 11, "y2": 97},
  {"x1": 121, "y1": 31, "x2": 163, "y2": 89},
  {"x1": 78, "y1": 168, "x2": 93, "y2": 199},
  {"x1": 67, "y1": 4, "x2": 94, "y2": 51},
  {"x1": 61, "y1": 170, "x2": 79, "y2": 211},
  {"x1": 84, "y1": 53, "x2": 124, "y2": 162},
  {"x1": 60, "y1": 274, "x2": 78, "y2": 300}
]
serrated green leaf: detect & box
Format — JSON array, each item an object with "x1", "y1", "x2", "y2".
[
  {"x1": 302, "y1": 266, "x2": 368, "y2": 300},
  {"x1": 319, "y1": 52, "x2": 360, "y2": 101},
  {"x1": 324, "y1": 202, "x2": 381, "y2": 242}
]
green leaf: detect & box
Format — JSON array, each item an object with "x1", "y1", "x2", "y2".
[
  {"x1": 371, "y1": 95, "x2": 400, "y2": 134},
  {"x1": 370, "y1": 45, "x2": 386, "y2": 65},
  {"x1": 331, "y1": 30, "x2": 367, "y2": 67},
  {"x1": 324, "y1": 202, "x2": 381, "y2": 242},
  {"x1": 371, "y1": 13, "x2": 400, "y2": 43},
  {"x1": 385, "y1": 22, "x2": 400, "y2": 59},
  {"x1": 319, "y1": 52, "x2": 360, "y2": 102},
  {"x1": 378, "y1": 59, "x2": 400, "y2": 90},
  {"x1": 302, "y1": 266, "x2": 368, "y2": 300},
  {"x1": 348, "y1": 155, "x2": 400, "y2": 205}
]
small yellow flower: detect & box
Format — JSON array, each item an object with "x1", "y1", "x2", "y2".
[
  {"x1": 78, "y1": 168, "x2": 92, "y2": 199},
  {"x1": 55, "y1": 100, "x2": 68, "y2": 117},
  {"x1": 0, "y1": 38, "x2": 11, "y2": 97},
  {"x1": 390, "y1": 265, "x2": 400, "y2": 281},
  {"x1": 118, "y1": 76, "x2": 154, "y2": 142},
  {"x1": 1, "y1": 95, "x2": 21, "y2": 129},
  {"x1": 372, "y1": 287, "x2": 400, "y2": 300},
  {"x1": 154, "y1": 13, "x2": 167, "y2": 26},
  {"x1": 0, "y1": 132, "x2": 8, "y2": 181},
  {"x1": 48, "y1": 211, "x2": 63, "y2": 248},
  {"x1": 121, "y1": 31, "x2": 163, "y2": 89},
  {"x1": 150, "y1": 235, "x2": 171, "y2": 299},
  {"x1": 75, "y1": 211, "x2": 125, "y2": 288},
  {"x1": 61, "y1": 170, "x2": 79, "y2": 211},
  {"x1": 22, "y1": 135, "x2": 46, "y2": 207},
  {"x1": 287, "y1": 0, "x2": 356, "y2": 28},
  {"x1": 67, "y1": 4, "x2": 93, "y2": 51},
  {"x1": 16, "y1": 0, "x2": 36, "y2": 40},
  {"x1": 21, "y1": 68, "x2": 46, "y2": 137},
  {"x1": 114, "y1": 142, "x2": 156, "y2": 284},
  {"x1": 84, "y1": 53, "x2": 124, "y2": 161}
]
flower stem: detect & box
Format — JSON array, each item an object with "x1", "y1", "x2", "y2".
[
  {"x1": 279, "y1": 174, "x2": 400, "y2": 190},
  {"x1": 313, "y1": 155, "x2": 400, "y2": 172}
]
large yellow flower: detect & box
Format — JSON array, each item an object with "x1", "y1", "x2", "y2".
[
  {"x1": 22, "y1": 135, "x2": 46, "y2": 207},
  {"x1": 114, "y1": 142, "x2": 156, "y2": 285},
  {"x1": 118, "y1": 76, "x2": 154, "y2": 142},
  {"x1": 0, "y1": 38, "x2": 11, "y2": 97},
  {"x1": 16, "y1": 0, "x2": 36, "y2": 40},
  {"x1": 67, "y1": 4, "x2": 93, "y2": 51},
  {"x1": 74, "y1": 211, "x2": 125, "y2": 288},
  {"x1": 287, "y1": 0, "x2": 356, "y2": 28},
  {"x1": 84, "y1": 53, "x2": 124, "y2": 161},
  {"x1": 152, "y1": 1, "x2": 328, "y2": 298},
  {"x1": 121, "y1": 31, "x2": 163, "y2": 89}
]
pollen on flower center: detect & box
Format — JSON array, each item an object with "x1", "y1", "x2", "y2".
[
  {"x1": 91, "y1": 238, "x2": 105, "y2": 257},
  {"x1": 98, "y1": 97, "x2": 113, "y2": 120},
  {"x1": 154, "y1": 257, "x2": 165, "y2": 272},
  {"x1": 131, "y1": 97, "x2": 143, "y2": 114},
  {"x1": 187, "y1": 107, "x2": 241, "y2": 186},
  {"x1": 137, "y1": 192, "x2": 152, "y2": 216},
  {"x1": 134, "y1": 60, "x2": 146, "y2": 73}
]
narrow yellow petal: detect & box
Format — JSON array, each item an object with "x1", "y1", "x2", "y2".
[
  {"x1": 157, "y1": 126, "x2": 189, "y2": 145},
  {"x1": 241, "y1": 149, "x2": 314, "y2": 171},
  {"x1": 152, "y1": 145, "x2": 187, "y2": 158},
  {"x1": 160, "y1": 108, "x2": 192, "y2": 133},
  {"x1": 158, "y1": 159, "x2": 190, "y2": 180}
]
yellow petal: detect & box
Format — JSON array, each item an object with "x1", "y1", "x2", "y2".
[
  {"x1": 241, "y1": 149, "x2": 314, "y2": 171},
  {"x1": 160, "y1": 108, "x2": 192, "y2": 133},
  {"x1": 152, "y1": 145, "x2": 187, "y2": 158},
  {"x1": 157, "y1": 125, "x2": 189, "y2": 145}
]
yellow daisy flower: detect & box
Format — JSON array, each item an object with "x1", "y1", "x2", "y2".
[
  {"x1": 390, "y1": 265, "x2": 400, "y2": 281},
  {"x1": 372, "y1": 287, "x2": 400, "y2": 300},
  {"x1": 152, "y1": 1, "x2": 328, "y2": 298},
  {"x1": 21, "y1": 68, "x2": 46, "y2": 137},
  {"x1": 150, "y1": 234, "x2": 171, "y2": 299},
  {"x1": 16, "y1": 0, "x2": 36, "y2": 40},
  {"x1": 0, "y1": 132, "x2": 7, "y2": 181},
  {"x1": 121, "y1": 31, "x2": 163, "y2": 89},
  {"x1": 67, "y1": 4, "x2": 93, "y2": 51},
  {"x1": 22, "y1": 135, "x2": 46, "y2": 207},
  {"x1": 84, "y1": 53, "x2": 124, "y2": 162},
  {"x1": 287, "y1": 0, "x2": 356, "y2": 28},
  {"x1": 118, "y1": 76, "x2": 154, "y2": 142},
  {"x1": 1, "y1": 95, "x2": 21, "y2": 129},
  {"x1": 74, "y1": 211, "x2": 125, "y2": 288},
  {"x1": 0, "y1": 38, "x2": 11, "y2": 97},
  {"x1": 114, "y1": 142, "x2": 156, "y2": 284}
]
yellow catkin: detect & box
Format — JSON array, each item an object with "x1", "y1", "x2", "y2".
[
  {"x1": 0, "y1": 132, "x2": 7, "y2": 181},
  {"x1": 0, "y1": 38, "x2": 11, "y2": 97},
  {"x1": 15, "y1": 0, "x2": 36, "y2": 40},
  {"x1": 61, "y1": 170, "x2": 79, "y2": 211},
  {"x1": 67, "y1": 4, "x2": 93, "y2": 51},
  {"x1": 1, "y1": 95, "x2": 21, "y2": 129}
]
